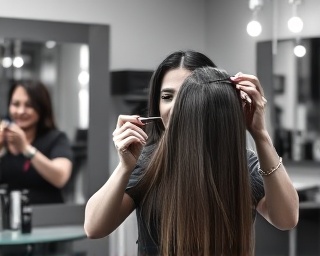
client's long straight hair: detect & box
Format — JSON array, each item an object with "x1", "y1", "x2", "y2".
[{"x1": 136, "y1": 67, "x2": 253, "y2": 255}]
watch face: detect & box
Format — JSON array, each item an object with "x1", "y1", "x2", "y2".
[{"x1": 313, "y1": 139, "x2": 320, "y2": 161}]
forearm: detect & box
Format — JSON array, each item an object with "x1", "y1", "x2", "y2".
[
  {"x1": 255, "y1": 130, "x2": 299, "y2": 230},
  {"x1": 84, "y1": 163, "x2": 134, "y2": 238}
]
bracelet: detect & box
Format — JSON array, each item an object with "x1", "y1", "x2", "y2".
[
  {"x1": 258, "y1": 157, "x2": 282, "y2": 176},
  {"x1": 23, "y1": 146, "x2": 38, "y2": 159}
]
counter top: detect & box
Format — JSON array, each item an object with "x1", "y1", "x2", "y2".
[{"x1": 0, "y1": 225, "x2": 86, "y2": 245}]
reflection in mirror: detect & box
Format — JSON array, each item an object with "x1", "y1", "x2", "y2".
[
  {"x1": 0, "y1": 39, "x2": 89, "y2": 205},
  {"x1": 272, "y1": 38, "x2": 320, "y2": 162}
]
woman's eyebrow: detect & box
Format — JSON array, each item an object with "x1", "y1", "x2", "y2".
[{"x1": 160, "y1": 88, "x2": 176, "y2": 93}]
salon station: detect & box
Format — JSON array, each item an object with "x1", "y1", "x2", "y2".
[{"x1": 0, "y1": 0, "x2": 320, "y2": 255}]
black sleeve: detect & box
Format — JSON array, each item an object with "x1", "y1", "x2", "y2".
[
  {"x1": 247, "y1": 149, "x2": 265, "y2": 206},
  {"x1": 125, "y1": 144, "x2": 156, "y2": 206}
]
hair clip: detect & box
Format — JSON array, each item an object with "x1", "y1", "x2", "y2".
[{"x1": 139, "y1": 117, "x2": 162, "y2": 124}]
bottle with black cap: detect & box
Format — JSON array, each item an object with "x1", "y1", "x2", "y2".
[
  {"x1": 0, "y1": 184, "x2": 9, "y2": 230},
  {"x1": 21, "y1": 189, "x2": 32, "y2": 233}
]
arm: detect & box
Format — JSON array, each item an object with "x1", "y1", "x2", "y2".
[
  {"x1": 231, "y1": 73, "x2": 299, "y2": 230},
  {"x1": 254, "y1": 131, "x2": 299, "y2": 230},
  {"x1": 84, "y1": 115, "x2": 147, "y2": 238},
  {"x1": 4, "y1": 123, "x2": 72, "y2": 188}
]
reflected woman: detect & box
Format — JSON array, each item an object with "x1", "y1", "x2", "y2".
[{"x1": 0, "y1": 80, "x2": 73, "y2": 204}]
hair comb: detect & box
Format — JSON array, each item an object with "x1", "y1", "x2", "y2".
[{"x1": 139, "y1": 117, "x2": 162, "y2": 124}]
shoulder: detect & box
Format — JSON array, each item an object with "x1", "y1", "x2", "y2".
[
  {"x1": 42, "y1": 129, "x2": 68, "y2": 139},
  {"x1": 35, "y1": 129, "x2": 73, "y2": 160},
  {"x1": 36, "y1": 129, "x2": 70, "y2": 144}
]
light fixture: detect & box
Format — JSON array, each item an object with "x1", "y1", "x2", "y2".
[
  {"x1": 13, "y1": 56, "x2": 24, "y2": 68},
  {"x1": 45, "y1": 40, "x2": 57, "y2": 49},
  {"x1": 13, "y1": 40, "x2": 24, "y2": 68},
  {"x1": 247, "y1": 0, "x2": 263, "y2": 37},
  {"x1": 293, "y1": 44, "x2": 306, "y2": 57},
  {"x1": 288, "y1": 0, "x2": 303, "y2": 33},
  {"x1": 293, "y1": 38, "x2": 306, "y2": 57}
]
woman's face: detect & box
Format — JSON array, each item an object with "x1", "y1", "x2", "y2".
[
  {"x1": 159, "y1": 68, "x2": 191, "y2": 127},
  {"x1": 9, "y1": 86, "x2": 39, "y2": 130}
]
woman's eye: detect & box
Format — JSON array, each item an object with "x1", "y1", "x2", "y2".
[
  {"x1": 161, "y1": 94, "x2": 173, "y2": 101},
  {"x1": 11, "y1": 102, "x2": 20, "y2": 107}
]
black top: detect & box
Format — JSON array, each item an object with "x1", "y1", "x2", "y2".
[
  {"x1": 0, "y1": 129, "x2": 73, "y2": 205},
  {"x1": 126, "y1": 145, "x2": 265, "y2": 255}
]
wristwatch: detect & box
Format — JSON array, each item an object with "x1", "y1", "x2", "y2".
[
  {"x1": 0, "y1": 147, "x2": 7, "y2": 158},
  {"x1": 23, "y1": 146, "x2": 38, "y2": 159}
]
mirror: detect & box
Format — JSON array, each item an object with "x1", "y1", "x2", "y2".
[
  {"x1": 0, "y1": 39, "x2": 89, "y2": 204},
  {"x1": 258, "y1": 38, "x2": 320, "y2": 163},
  {"x1": 0, "y1": 18, "x2": 110, "y2": 208},
  {"x1": 0, "y1": 40, "x2": 89, "y2": 142}
]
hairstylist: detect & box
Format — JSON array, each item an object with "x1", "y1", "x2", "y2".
[
  {"x1": 0, "y1": 80, "x2": 73, "y2": 204},
  {"x1": 84, "y1": 50, "x2": 299, "y2": 252}
]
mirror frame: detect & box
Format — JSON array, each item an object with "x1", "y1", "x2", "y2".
[
  {"x1": 257, "y1": 39, "x2": 320, "y2": 165},
  {"x1": 0, "y1": 17, "x2": 111, "y2": 208}
]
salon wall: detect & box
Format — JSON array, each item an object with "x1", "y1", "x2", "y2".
[
  {"x1": 2, "y1": 1, "x2": 320, "y2": 90},
  {"x1": 206, "y1": 0, "x2": 320, "y2": 75},
  {"x1": 0, "y1": 0, "x2": 207, "y2": 70}
]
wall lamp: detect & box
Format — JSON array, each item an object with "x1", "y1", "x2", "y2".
[
  {"x1": 288, "y1": 0, "x2": 303, "y2": 33},
  {"x1": 247, "y1": 0, "x2": 263, "y2": 37},
  {"x1": 293, "y1": 38, "x2": 306, "y2": 57}
]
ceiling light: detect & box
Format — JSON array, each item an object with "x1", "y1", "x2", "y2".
[
  {"x1": 247, "y1": 0, "x2": 263, "y2": 37},
  {"x1": 294, "y1": 44, "x2": 306, "y2": 57},
  {"x1": 288, "y1": 16, "x2": 303, "y2": 33},
  {"x1": 288, "y1": 0, "x2": 303, "y2": 33},
  {"x1": 13, "y1": 56, "x2": 24, "y2": 68},
  {"x1": 2, "y1": 57, "x2": 13, "y2": 68},
  {"x1": 247, "y1": 20, "x2": 262, "y2": 37}
]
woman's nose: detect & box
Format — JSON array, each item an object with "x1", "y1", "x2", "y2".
[{"x1": 16, "y1": 105, "x2": 27, "y2": 114}]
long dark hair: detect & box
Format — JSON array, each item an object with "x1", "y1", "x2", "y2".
[
  {"x1": 8, "y1": 80, "x2": 56, "y2": 135},
  {"x1": 146, "y1": 50, "x2": 217, "y2": 145},
  {"x1": 136, "y1": 67, "x2": 253, "y2": 255}
]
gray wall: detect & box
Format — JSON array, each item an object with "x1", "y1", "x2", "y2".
[
  {"x1": 1, "y1": 0, "x2": 320, "y2": 74},
  {"x1": 0, "y1": 0, "x2": 208, "y2": 70}
]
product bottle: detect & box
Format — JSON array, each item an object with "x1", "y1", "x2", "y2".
[
  {"x1": 0, "y1": 186, "x2": 7, "y2": 231},
  {"x1": 0, "y1": 184, "x2": 10, "y2": 230},
  {"x1": 10, "y1": 190, "x2": 22, "y2": 230},
  {"x1": 21, "y1": 189, "x2": 32, "y2": 233}
]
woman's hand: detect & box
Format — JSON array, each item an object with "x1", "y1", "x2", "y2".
[
  {"x1": 0, "y1": 120, "x2": 8, "y2": 150},
  {"x1": 230, "y1": 73, "x2": 268, "y2": 139},
  {"x1": 112, "y1": 115, "x2": 148, "y2": 171},
  {"x1": 4, "y1": 122, "x2": 29, "y2": 155}
]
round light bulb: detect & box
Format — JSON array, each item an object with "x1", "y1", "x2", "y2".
[
  {"x1": 13, "y1": 56, "x2": 24, "y2": 68},
  {"x1": 294, "y1": 45, "x2": 306, "y2": 57},
  {"x1": 2, "y1": 57, "x2": 13, "y2": 68},
  {"x1": 288, "y1": 16, "x2": 303, "y2": 33},
  {"x1": 45, "y1": 40, "x2": 57, "y2": 49},
  {"x1": 78, "y1": 70, "x2": 90, "y2": 85},
  {"x1": 247, "y1": 20, "x2": 262, "y2": 37}
]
